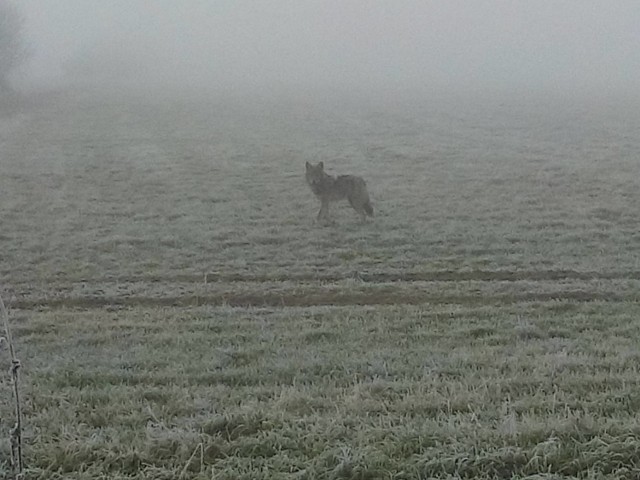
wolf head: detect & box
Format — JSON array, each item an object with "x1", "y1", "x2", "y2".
[{"x1": 305, "y1": 161, "x2": 325, "y2": 189}]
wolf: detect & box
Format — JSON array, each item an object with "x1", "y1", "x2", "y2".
[{"x1": 305, "y1": 161, "x2": 373, "y2": 222}]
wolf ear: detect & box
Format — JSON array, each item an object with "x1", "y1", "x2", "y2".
[
  {"x1": 305, "y1": 161, "x2": 312, "y2": 170},
  {"x1": 318, "y1": 161, "x2": 324, "y2": 170}
]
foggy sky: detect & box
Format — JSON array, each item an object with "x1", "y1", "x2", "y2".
[{"x1": 16, "y1": 1, "x2": 640, "y2": 97}]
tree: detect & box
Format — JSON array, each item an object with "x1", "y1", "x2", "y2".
[{"x1": 0, "y1": 1, "x2": 27, "y2": 92}]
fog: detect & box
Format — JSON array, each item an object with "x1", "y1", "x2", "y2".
[{"x1": 16, "y1": 1, "x2": 640, "y2": 99}]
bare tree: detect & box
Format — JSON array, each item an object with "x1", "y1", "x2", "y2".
[{"x1": 0, "y1": 1, "x2": 27, "y2": 93}]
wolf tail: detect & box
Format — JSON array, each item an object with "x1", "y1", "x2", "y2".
[{"x1": 363, "y1": 200, "x2": 374, "y2": 216}]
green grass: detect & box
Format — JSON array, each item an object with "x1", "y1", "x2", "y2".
[{"x1": 1, "y1": 89, "x2": 640, "y2": 478}]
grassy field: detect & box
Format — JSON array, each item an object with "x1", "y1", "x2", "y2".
[{"x1": 1, "y1": 88, "x2": 640, "y2": 479}]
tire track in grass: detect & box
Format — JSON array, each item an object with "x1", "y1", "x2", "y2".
[
  {"x1": 15, "y1": 269, "x2": 640, "y2": 285},
  {"x1": 9, "y1": 290, "x2": 637, "y2": 310},
  {"x1": 7, "y1": 269, "x2": 639, "y2": 310}
]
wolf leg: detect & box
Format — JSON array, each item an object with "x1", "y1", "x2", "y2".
[
  {"x1": 347, "y1": 196, "x2": 368, "y2": 222},
  {"x1": 317, "y1": 200, "x2": 329, "y2": 221}
]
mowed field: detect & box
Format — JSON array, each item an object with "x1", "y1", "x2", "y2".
[{"x1": 1, "y1": 89, "x2": 640, "y2": 479}]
